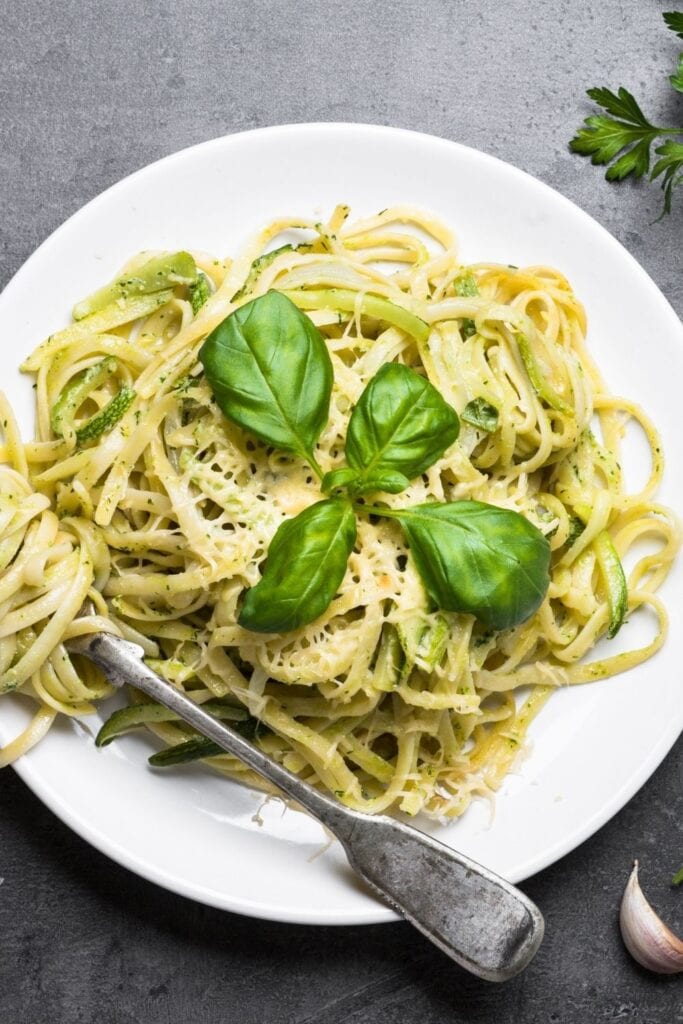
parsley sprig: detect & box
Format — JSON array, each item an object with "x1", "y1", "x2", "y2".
[{"x1": 570, "y1": 12, "x2": 683, "y2": 215}]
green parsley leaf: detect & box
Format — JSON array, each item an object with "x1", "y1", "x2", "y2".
[
  {"x1": 665, "y1": 12, "x2": 683, "y2": 92},
  {"x1": 569, "y1": 87, "x2": 661, "y2": 180},
  {"x1": 671, "y1": 864, "x2": 683, "y2": 886},
  {"x1": 663, "y1": 11, "x2": 683, "y2": 40},
  {"x1": 652, "y1": 140, "x2": 683, "y2": 214},
  {"x1": 670, "y1": 51, "x2": 683, "y2": 93},
  {"x1": 569, "y1": 12, "x2": 683, "y2": 214}
]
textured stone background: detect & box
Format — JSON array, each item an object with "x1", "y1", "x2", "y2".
[{"x1": 0, "y1": 1, "x2": 681, "y2": 1021}]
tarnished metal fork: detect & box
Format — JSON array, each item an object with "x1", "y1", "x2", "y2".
[{"x1": 66, "y1": 625, "x2": 544, "y2": 982}]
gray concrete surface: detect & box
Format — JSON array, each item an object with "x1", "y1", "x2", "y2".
[{"x1": 0, "y1": 1, "x2": 681, "y2": 1021}]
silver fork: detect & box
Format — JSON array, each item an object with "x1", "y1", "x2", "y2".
[{"x1": 66, "y1": 627, "x2": 544, "y2": 981}]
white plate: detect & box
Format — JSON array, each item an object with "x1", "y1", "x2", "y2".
[{"x1": 2, "y1": 124, "x2": 682, "y2": 925}]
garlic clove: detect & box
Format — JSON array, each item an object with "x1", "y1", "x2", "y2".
[{"x1": 619, "y1": 860, "x2": 683, "y2": 975}]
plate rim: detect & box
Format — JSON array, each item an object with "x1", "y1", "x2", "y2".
[{"x1": 3, "y1": 121, "x2": 682, "y2": 926}]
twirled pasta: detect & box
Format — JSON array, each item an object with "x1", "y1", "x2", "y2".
[{"x1": 0, "y1": 205, "x2": 678, "y2": 817}]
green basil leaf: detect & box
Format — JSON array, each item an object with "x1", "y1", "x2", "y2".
[
  {"x1": 355, "y1": 470, "x2": 412, "y2": 495},
  {"x1": 345, "y1": 363, "x2": 460, "y2": 494},
  {"x1": 461, "y1": 398, "x2": 499, "y2": 433},
  {"x1": 239, "y1": 498, "x2": 357, "y2": 633},
  {"x1": 393, "y1": 501, "x2": 550, "y2": 630},
  {"x1": 321, "y1": 467, "x2": 361, "y2": 494},
  {"x1": 199, "y1": 290, "x2": 333, "y2": 463},
  {"x1": 565, "y1": 515, "x2": 585, "y2": 547}
]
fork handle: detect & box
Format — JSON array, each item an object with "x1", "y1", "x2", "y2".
[{"x1": 68, "y1": 630, "x2": 544, "y2": 981}]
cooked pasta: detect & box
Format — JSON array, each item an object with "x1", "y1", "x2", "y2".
[{"x1": 0, "y1": 205, "x2": 678, "y2": 816}]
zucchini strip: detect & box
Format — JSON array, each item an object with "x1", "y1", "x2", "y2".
[
  {"x1": 517, "y1": 334, "x2": 573, "y2": 415},
  {"x1": 22, "y1": 291, "x2": 174, "y2": 372},
  {"x1": 75, "y1": 386, "x2": 136, "y2": 445},
  {"x1": 594, "y1": 531, "x2": 628, "y2": 638},
  {"x1": 281, "y1": 287, "x2": 430, "y2": 343},
  {"x1": 51, "y1": 357, "x2": 119, "y2": 437},
  {"x1": 232, "y1": 244, "x2": 295, "y2": 301},
  {"x1": 148, "y1": 736, "x2": 223, "y2": 766},
  {"x1": 148, "y1": 716, "x2": 265, "y2": 767},
  {"x1": 73, "y1": 252, "x2": 197, "y2": 320},
  {"x1": 371, "y1": 626, "x2": 403, "y2": 692},
  {"x1": 96, "y1": 699, "x2": 249, "y2": 747}
]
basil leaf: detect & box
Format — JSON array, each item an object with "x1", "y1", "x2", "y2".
[
  {"x1": 393, "y1": 501, "x2": 550, "y2": 630},
  {"x1": 565, "y1": 515, "x2": 585, "y2": 547},
  {"x1": 321, "y1": 467, "x2": 361, "y2": 494},
  {"x1": 345, "y1": 364, "x2": 460, "y2": 494},
  {"x1": 239, "y1": 498, "x2": 357, "y2": 633},
  {"x1": 199, "y1": 291, "x2": 333, "y2": 464},
  {"x1": 322, "y1": 467, "x2": 412, "y2": 497},
  {"x1": 355, "y1": 469, "x2": 412, "y2": 494},
  {"x1": 461, "y1": 398, "x2": 499, "y2": 433}
]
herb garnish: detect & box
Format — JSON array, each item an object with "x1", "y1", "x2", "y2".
[
  {"x1": 461, "y1": 398, "x2": 499, "y2": 433},
  {"x1": 189, "y1": 273, "x2": 211, "y2": 314},
  {"x1": 200, "y1": 291, "x2": 551, "y2": 633},
  {"x1": 199, "y1": 290, "x2": 332, "y2": 476},
  {"x1": 239, "y1": 498, "x2": 357, "y2": 633},
  {"x1": 324, "y1": 362, "x2": 460, "y2": 497},
  {"x1": 569, "y1": 12, "x2": 683, "y2": 215},
  {"x1": 387, "y1": 501, "x2": 550, "y2": 630}
]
